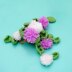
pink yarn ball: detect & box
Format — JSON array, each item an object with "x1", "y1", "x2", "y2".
[
  {"x1": 24, "y1": 28, "x2": 39, "y2": 43},
  {"x1": 41, "y1": 38, "x2": 53, "y2": 49},
  {"x1": 38, "y1": 16, "x2": 49, "y2": 29}
]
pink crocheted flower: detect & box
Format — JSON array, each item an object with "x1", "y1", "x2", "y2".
[
  {"x1": 24, "y1": 28, "x2": 39, "y2": 43},
  {"x1": 38, "y1": 16, "x2": 49, "y2": 29},
  {"x1": 40, "y1": 38, "x2": 53, "y2": 49}
]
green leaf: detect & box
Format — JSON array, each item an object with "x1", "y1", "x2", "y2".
[
  {"x1": 35, "y1": 37, "x2": 40, "y2": 44},
  {"x1": 40, "y1": 30, "x2": 46, "y2": 35},
  {"x1": 24, "y1": 22, "x2": 29, "y2": 27},
  {"x1": 53, "y1": 37, "x2": 60, "y2": 44},
  {"x1": 11, "y1": 38, "x2": 18, "y2": 45},
  {"x1": 4, "y1": 35, "x2": 12, "y2": 43},
  {"x1": 33, "y1": 18, "x2": 38, "y2": 21},
  {"x1": 47, "y1": 34, "x2": 54, "y2": 40},
  {"x1": 52, "y1": 52, "x2": 59, "y2": 60},
  {"x1": 35, "y1": 44, "x2": 44, "y2": 55},
  {"x1": 40, "y1": 30, "x2": 47, "y2": 38},
  {"x1": 19, "y1": 27, "x2": 24, "y2": 38},
  {"x1": 47, "y1": 17, "x2": 56, "y2": 23}
]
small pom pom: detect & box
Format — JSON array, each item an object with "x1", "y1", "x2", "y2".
[{"x1": 40, "y1": 54, "x2": 53, "y2": 66}]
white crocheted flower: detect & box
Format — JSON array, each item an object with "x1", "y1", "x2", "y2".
[
  {"x1": 28, "y1": 20, "x2": 43, "y2": 33},
  {"x1": 13, "y1": 31, "x2": 21, "y2": 41},
  {"x1": 40, "y1": 54, "x2": 53, "y2": 66}
]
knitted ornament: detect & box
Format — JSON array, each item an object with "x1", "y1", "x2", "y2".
[
  {"x1": 24, "y1": 28, "x2": 39, "y2": 43},
  {"x1": 4, "y1": 16, "x2": 60, "y2": 66}
]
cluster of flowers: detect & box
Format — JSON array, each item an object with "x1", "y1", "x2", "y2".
[{"x1": 4, "y1": 16, "x2": 60, "y2": 66}]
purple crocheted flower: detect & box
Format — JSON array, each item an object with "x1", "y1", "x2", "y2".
[
  {"x1": 38, "y1": 16, "x2": 49, "y2": 29},
  {"x1": 24, "y1": 28, "x2": 39, "y2": 43},
  {"x1": 40, "y1": 38, "x2": 53, "y2": 49}
]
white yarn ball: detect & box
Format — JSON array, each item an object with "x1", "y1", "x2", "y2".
[
  {"x1": 40, "y1": 54, "x2": 53, "y2": 66},
  {"x1": 28, "y1": 20, "x2": 43, "y2": 33},
  {"x1": 13, "y1": 31, "x2": 21, "y2": 41}
]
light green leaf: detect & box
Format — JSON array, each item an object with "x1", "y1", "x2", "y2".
[{"x1": 47, "y1": 17, "x2": 56, "y2": 23}]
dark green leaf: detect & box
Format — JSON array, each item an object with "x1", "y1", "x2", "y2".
[
  {"x1": 4, "y1": 35, "x2": 12, "y2": 43},
  {"x1": 35, "y1": 45, "x2": 44, "y2": 55},
  {"x1": 24, "y1": 22, "x2": 29, "y2": 27},
  {"x1": 47, "y1": 17, "x2": 56, "y2": 23},
  {"x1": 33, "y1": 18, "x2": 38, "y2": 21},
  {"x1": 53, "y1": 37, "x2": 60, "y2": 44},
  {"x1": 52, "y1": 52, "x2": 59, "y2": 60}
]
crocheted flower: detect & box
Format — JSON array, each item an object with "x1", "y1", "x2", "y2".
[
  {"x1": 38, "y1": 16, "x2": 49, "y2": 29},
  {"x1": 24, "y1": 28, "x2": 39, "y2": 43},
  {"x1": 28, "y1": 20, "x2": 43, "y2": 33},
  {"x1": 13, "y1": 31, "x2": 21, "y2": 41},
  {"x1": 40, "y1": 38, "x2": 53, "y2": 49},
  {"x1": 40, "y1": 54, "x2": 53, "y2": 66}
]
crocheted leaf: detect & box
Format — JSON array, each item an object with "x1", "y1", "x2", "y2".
[
  {"x1": 11, "y1": 38, "x2": 18, "y2": 45},
  {"x1": 19, "y1": 27, "x2": 24, "y2": 38},
  {"x1": 35, "y1": 44, "x2": 44, "y2": 55},
  {"x1": 53, "y1": 37, "x2": 60, "y2": 44},
  {"x1": 47, "y1": 17, "x2": 56, "y2": 23},
  {"x1": 24, "y1": 22, "x2": 29, "y2": 27},
  {"x1": 52, "y1": 52, "x2": 59, "y2": 60},
  {"x1": 35, "y1": 37, "x2": 40, "y2": 44},
  {"x1": 33, "y1": 18, "x2": 38, "y2": 21},
  {"x1": 40, "y1": 30, "x2": 48, "y2": 39},
  {"x1": 4, "y1": 35, "x2": 12, "y2": 43},
  {"x1": 47, "y1": 34, "x2": 54, "y2": 40}
]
